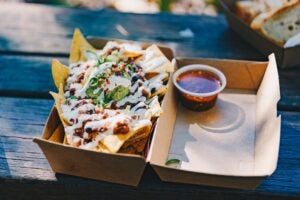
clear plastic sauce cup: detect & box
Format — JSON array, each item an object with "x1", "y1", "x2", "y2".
[{"x1": 173, "y1": 64, "x2": 227, "y2": 111}]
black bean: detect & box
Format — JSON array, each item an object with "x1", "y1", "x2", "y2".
[
  {"x1": 85, "y1": 127, "x2": 92, "y2": 134},
  {"x1": 131, "y1": 75, "x2": 139, "y2": 83}
]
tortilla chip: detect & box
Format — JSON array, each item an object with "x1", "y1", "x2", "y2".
[
  {"x1": 131, "y1": 137, "x2": 149, "y2": 153},
  {"x1": 151, "y1": 85, "x2": 167, "y2": 98},
  {"x1": 118, "y1": 145, "x2": 137, "y2": 154},
  {"x1": 63, "y1": 135, "x2": 68, "y2": 145},
  {"x1": 102, "y1": 125, "x2": 151, "y2": 153},
  {"x1": 69, "y1": 28, "x2": 95, "y2": 64},
  {"x1": 52, "y1": 59, "x2": 69, "y2": 89},
  {"x1": 123, "y1": 130, "x2": 150, "y2": 148},
  {"x1": 122, "y1": 51, "x2": 143, "y2": 58},
  {"x1": 145, "y1": 72, "x2": 159, "y2": 80},
  {"x1": 49, "y1": 124, "x2": 64, "y2": 143},
  {"x1": 120, "y1": 136, "x2": 149, "y2": 154},
  {"x1": 49, "y1": 90, "x2": 70, "y2": 127},
  {"x1": 141, "y1": 45, "x2": 174, "y2": 73},
  {"x1": 96, "y1": 142, "x2": 111, "y2": 153}
]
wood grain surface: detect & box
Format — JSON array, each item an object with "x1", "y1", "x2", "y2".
[{"x1": 0, "y1": 2, "x2": 299, "y2": 200}]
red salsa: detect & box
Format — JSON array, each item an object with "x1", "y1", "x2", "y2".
[{"x1": 176, "y1": 70, "x2": 221, "y2": 94}]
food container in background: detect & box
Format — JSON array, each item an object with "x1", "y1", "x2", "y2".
[
  {"x1": 173, "y1": 64, "x2": 227, "y2": 111},
  {"x1": 220, "y1": 0, "x2": 300, "y2": 68}
]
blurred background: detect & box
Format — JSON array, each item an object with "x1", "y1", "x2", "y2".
[{"x1": 0, "y1": 0, "x2": 219, "y2": 16}]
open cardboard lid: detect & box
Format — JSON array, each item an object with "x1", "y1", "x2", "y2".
[
  {"x1": 148, "y1": 54, "x2": 281, "y2": 189},
  {"x1": 33, "y1": 37, "x2": 175, "y2": 186},
  {"x1": 220, "y1": 0, "x2": 300, "y2": 68}
]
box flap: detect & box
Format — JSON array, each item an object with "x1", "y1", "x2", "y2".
[
  {"x1": 147, "y1": 69, "x2": 178, "y2": 164},
  {"x1": 254, "y1": 54, "x2": 281, "y2": 175},
  {"x1": 42, "y1": 106, "x2": 61, "y2": 140}
]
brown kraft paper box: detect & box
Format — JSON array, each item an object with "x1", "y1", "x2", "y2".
[
  {"x1": 148, "y1": 54, "x2": 281, "y2": 189},
  {"x1": 33, "y1": 38, "x2": 174, "y2": 186},
  {"x1": 34, "y1": 37, "x2": 280, "y2": 188}
]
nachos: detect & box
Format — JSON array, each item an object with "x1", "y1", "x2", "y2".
[{"x1": 50, "y1": 29, "x2": 173, "y2": 154}]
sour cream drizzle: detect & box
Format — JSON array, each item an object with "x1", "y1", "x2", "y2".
[{"x1": 61, "y1": 41, "x2": 168, "y2": 150}]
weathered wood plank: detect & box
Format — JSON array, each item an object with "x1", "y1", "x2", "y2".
[
  {"x1": 0, "y1": 55, "x2": 299, "y2": 110},
  {"x1": 0, "y1": 97, "x2": 299, "y2": 198},
  {"x1": 0, "y1": 3, "x2": 299, "y2": 199},
  {"x1": 0, "y1": 55, "x2": 66, "y2": 98},
  {"x1": 0, "y1": 3, "x2": 264, "y2": 62},
  {"x1": 1, "y1": 3, "x2": 298, "y2": 110}
]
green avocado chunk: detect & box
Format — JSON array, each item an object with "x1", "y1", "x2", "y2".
[{"x1": 110, "y1": 86, "x2": 130, "y2": 102}]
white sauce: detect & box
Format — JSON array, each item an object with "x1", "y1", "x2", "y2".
[
  {"x1": 60, "y1": 41, "x2": 169, "y2": 151},
  {"x1": 107, "y1": 76, "x2": 131, "y2": 91}
]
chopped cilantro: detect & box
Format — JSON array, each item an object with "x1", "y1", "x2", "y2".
[{"x1": 127, "y1": 64, "x2": 134, "y2": 72}]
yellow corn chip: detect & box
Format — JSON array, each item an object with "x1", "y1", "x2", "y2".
[
  {"x1": 131, "y1": 137, "x2": 149, "y2": 153},
  {"x1": 49, "y1": 90, "x2": 70, "y2": 127},
  {"x1": 52, "y1": 59, "x2": 69, "y2": 89},
  {"x1": 123, "y1": 125, "x2": 152, "y2": 147},
  {"x1": 69, "y1": 28, "x2": 95, "y2": 64},
  {"x1": 143, "y1": 45, "x2": 174, "y2": 73},
  {"x1": 63, "y1": 135, "x2": 68, "y2": 145},
  {"x1": 102, "y1": 125, "x2": 151, "y2": 153},
  {"x1": 49, "y1": 124, "x2": 64, "y2": 143},
  {"x1": 122, "y1": 51, "x2": 143, "y2": 58},
  {"x1": 118, "y1": 145, "x2": 137, "y2": 154},
  {"x1": 150, "y1": 85, "x2": 168, "y2": 98},
  {"x1": 96, "y1": 142, "x2": 111, "y2": 153}
]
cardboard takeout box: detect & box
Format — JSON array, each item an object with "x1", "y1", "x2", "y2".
[
  {"x1": 33, "y1": 38, "x2": 174, "y2": 186},
  {"x1": 34, "y1": 37, "x2": 281, "y2": 189},
  {"x1": 149, "y1": 54, "x2": 281, "y2": 189},
  {"x1": 220, "y1": 0, "x2": 300, "y2": 68}
]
